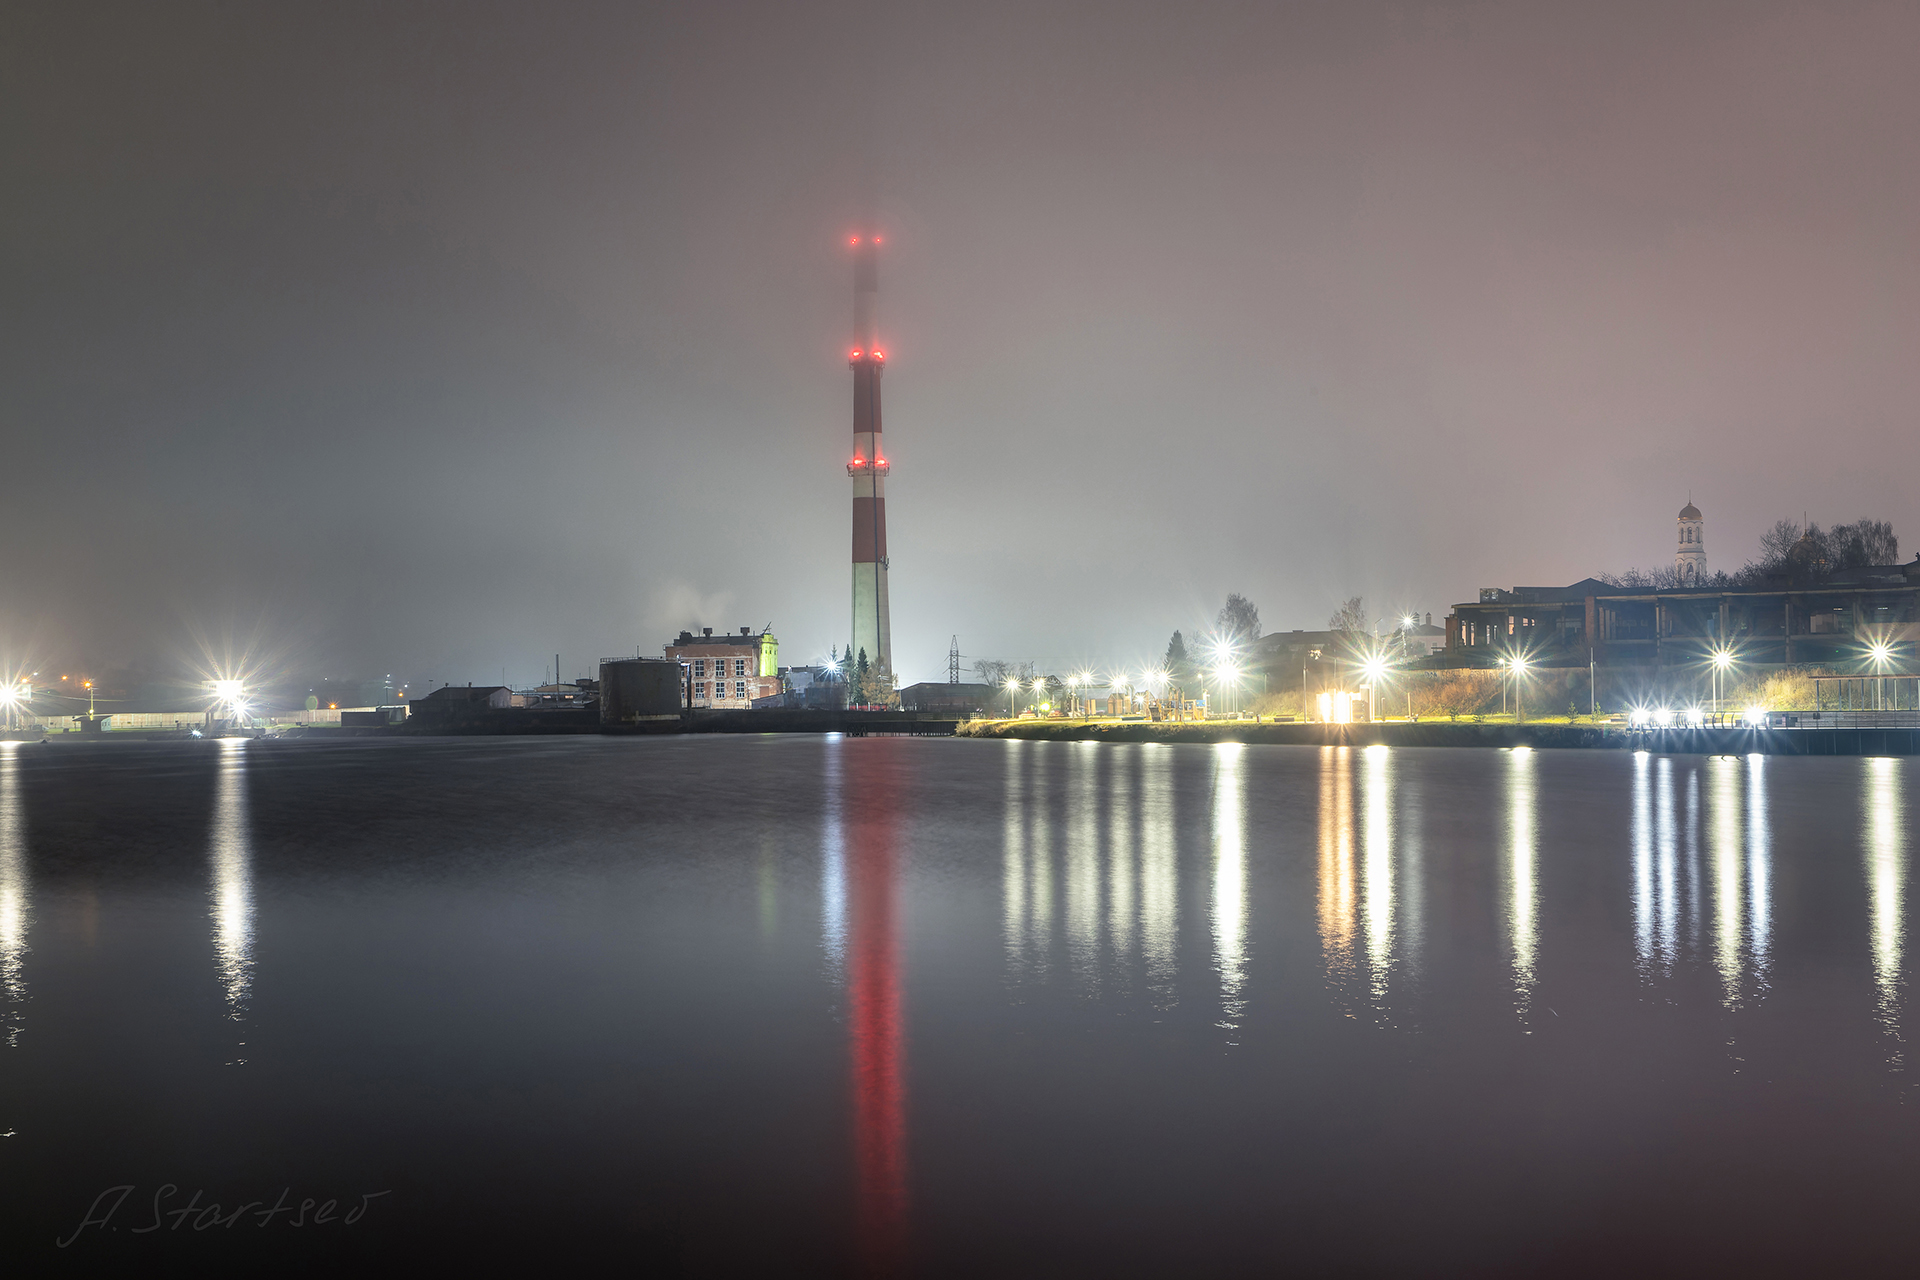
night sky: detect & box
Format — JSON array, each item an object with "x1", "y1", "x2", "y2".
[{"x1": 4, "y1": 1, "x2": 1916, "y2": 687}]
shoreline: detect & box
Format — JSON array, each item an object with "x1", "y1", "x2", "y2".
[{"x1": 955, "y1": 717, "x2": 1920, "y2": 755}]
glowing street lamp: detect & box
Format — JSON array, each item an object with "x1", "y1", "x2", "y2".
[
  {"x1": 1005, "y1": 677, "x2": 1021, "y2": 718},
  {"x1": 1067, "y1": 674, "x2": 1080, "y2": 718},
  {"x1": 1867, "y1": 639, "x2": 1894, "y2": 710},
  {"x1": 1360, "y1": 653, "x2": 1389, "y2": 722},
  {"x1": 1709, "y1": 648, "x2": 1734, "y2": 716},
  {"x1": 1509, "y1": 654, "x2": 1531, "y2": 723}
]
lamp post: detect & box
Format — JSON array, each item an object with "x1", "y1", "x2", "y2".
[
  {"x1": 1869, "y1": 641, "x2": 1892, "y2": 711},
  {"x1": 1067, "y1": 675, "x2": 1080, "y2": 718},
  {"x1": 1005, "y1": 677, "x2": 1020, "y2": 718},
  {"x1": 1711, "y1": 649, "x2": 1733, "y2": 720},
  {"x1": 1510, "y1": 655, "x2": 1530, "y2": 724},
  {"x1": 1361, "y1": 654, "x2": 1388, "y2": 723}
]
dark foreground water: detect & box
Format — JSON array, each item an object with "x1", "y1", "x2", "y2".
[{"x1": 0, "y1": 735, "x2": 1915, "y2": 1275}]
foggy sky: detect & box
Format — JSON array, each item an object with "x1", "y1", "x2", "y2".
[{"x1": 4, "y1": 1, "x2": 1917, "y2": 687}]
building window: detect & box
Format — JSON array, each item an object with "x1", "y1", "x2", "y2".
[
  {"x1": 694, "y1": 682, "x2": 705, "y2": 699},
  {"x1": 734, "y1": 659, "x2": 746, "y2": 677},
  {"x1": 694, "y1": 660, "x2": 706, "y2": 677}
]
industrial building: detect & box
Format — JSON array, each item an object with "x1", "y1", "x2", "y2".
[
  {"x1": 665, "y1": 627, "x2": 781, "y2": 708},
  {"x1": 1446, "y1": 563, "x2": 1920, "y2": 667},
  {"x1": 898, "y1": 682, "x2": 997, "y2": 713},
  {"x1": 1444, "y1": 504, "x2": 1920, "y2": 668},
  {"x1": 598, "y1": 658, "x2": 683, "y2": 725}
]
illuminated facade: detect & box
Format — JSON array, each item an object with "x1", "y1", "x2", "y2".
[{"x1": 666, "y1": 626, "x2": 781, "y2": 709}]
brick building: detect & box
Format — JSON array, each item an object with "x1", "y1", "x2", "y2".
[{"x1": 666, "y1": 627, "x2": 782, "y2": 709}]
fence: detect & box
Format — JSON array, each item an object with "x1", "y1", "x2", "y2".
[{"x1": 1812, "y1": 675, "x2": 1920, "y2": 713}]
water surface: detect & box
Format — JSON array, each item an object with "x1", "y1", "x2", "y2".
[{"x1": 0, "y1": 736, "x2": 1915, "y2": 1274}]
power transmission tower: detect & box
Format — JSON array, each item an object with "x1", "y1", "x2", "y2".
[{"x1": 949, "y1": 636, "x2": 960, "y2": 685}]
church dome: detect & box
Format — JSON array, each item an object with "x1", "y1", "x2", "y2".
[{"x1": 1678, "y1": 502, "x2": 1701, "y2": 519}]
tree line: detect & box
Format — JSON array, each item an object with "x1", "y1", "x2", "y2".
[{"x1": 1603, "y1": 517, "x2": 1899, "y2": 589}]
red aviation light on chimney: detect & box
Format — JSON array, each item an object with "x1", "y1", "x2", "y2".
[
  {"x1": 851, "y1": 349, "x2": 862, "y2": 359},
  {"x1": 849, "y1": 236, "x2": 860, "y2": 245}
]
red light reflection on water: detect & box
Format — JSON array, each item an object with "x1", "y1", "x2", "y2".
[{"x1": 846, "y1": 781, "x2": 908, "y2": 1274}]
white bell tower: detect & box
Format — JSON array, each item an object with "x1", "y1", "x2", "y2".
[{"x1": 1674, "y1": 500, "x2": 1705, "y2": 585}]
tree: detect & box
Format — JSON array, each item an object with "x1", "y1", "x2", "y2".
[
  {"x1": 972, "y1": 658, "x2": 1010, "y2": 687},
  {"x1": 845, "y1": 649, "x2": 901, "y2": 708},
  {"x1": 1599, "y1": 565, "x2": 1680, "y2": 589},
  {"x1": 1328, "y1": 597, "x2": 1368, "y2": 636},
  {"x1": 1216, "y1": 593, "x2": 1260, "y2": 645},
  {"x1": 1164, "y1": 631, "x2": 1191, "y2": 680},
  {"x1": 1831, "y1": 519, "x2": 1898, "y2": 569},
  {"x1": 1757, "y1": 518, "x2": 1803, "y2": 569}
]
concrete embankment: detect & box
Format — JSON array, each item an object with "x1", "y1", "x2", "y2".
[{"x1": 956, "y1": 719, "x2": 1920, "y2": 755}]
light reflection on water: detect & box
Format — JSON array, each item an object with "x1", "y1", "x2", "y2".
[
  {"x1": 0, "y1": 743, "x2": 26, "y2": 1048},
  {"x1": 1317, "y1": 747, "x2": 1356, "y2": 1005},
  {"x1": 1212, "y1": 744, "x2": 1247, "y2": 1037},
  {"x1": 1067, "y1": 745, "x2": 1100, "y2": 996},
  {"x1": 1507, "y1": 748, "x2": 1538, "y2": 1022},
  {"x1": 1706, "y1": 755, "x2": 1773, "y2": 1013},
  {"x1": 208, "y1": 738, "x2": 254, "y2": 1023},
  {"x1": 985, "y1": 743, "x2": 1830, "y2": 1050},
  {"x1": 1139, "y1": 746, "x2": 1177, "y2": 1008},
  {"x1": 1362, "y1": 744, "x2": 1394, "y2": 1013},
  {"x1": 1634, "y1": 752, "x2": 1775, "y2": 1025},
  {"x1": 1106, "y1": 746, "x2": 1135, "y2": 991},
  {"x1": 1866, "y1": 757, "x2": 1905, "y2": 1070},
  {"x1": 822, "y1": 742, "x2": 847, "y2": 983},
  {"x1": 843, "y1": 752, "x2": 907, "y2": 1273}
]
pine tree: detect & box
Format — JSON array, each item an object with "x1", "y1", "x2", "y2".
[{"x1": 1164, "y1": 631, "x2": 1189, "y2": 678}]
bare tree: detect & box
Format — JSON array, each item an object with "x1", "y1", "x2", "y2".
[
  {"x1": 1756, "y1": 518, "x2": 1803, "y2": 568},
  {"x1": 1216, "y1": 593, "x2": 1261, "y2": 644},
  {"x1": 971, "y1": 658, "x2": 1010, "y2": 687},
  {"x1": 1599, "y1": 565, "x2": 1680, "y2": 589},
  {"x1": 1328, "y1": 597, "x2": 1368, "y2": 636},
  {"x1": 1831, "y1": 519, "x2": 1898, "y2": 568}
]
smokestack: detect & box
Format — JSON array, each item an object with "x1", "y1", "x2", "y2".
[{"x1": 847, "y1": 235, "x2": 893, "y2": 679}]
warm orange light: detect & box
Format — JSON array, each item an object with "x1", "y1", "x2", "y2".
[{"x1": 849, "y1": 236, "x2": 860, "y2": 245}]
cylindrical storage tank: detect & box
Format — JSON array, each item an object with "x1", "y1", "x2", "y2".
[{"x1": 599, "y1": 658, "x2": 683, "y2": 725}]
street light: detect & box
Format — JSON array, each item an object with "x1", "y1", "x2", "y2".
[
  {"x1": 1005, "y1": 677, "x2": 1021, "y2": 718},
  {"x1": 1868, "y1": 639, "x2": 1893, "y2": 710},
  {"x1": 1710, "y1": 648, "x2": 1734, "y2": 718},
  {"x1": 1067, "y1": 674, "x2": 1080, "y2": 718},
  {"x1": 1509, "y1": 654, "x2": 1531, "y2": 723},
  {"x1": 1361, "y1": 654, "x2": 1389, "y2": 722}
]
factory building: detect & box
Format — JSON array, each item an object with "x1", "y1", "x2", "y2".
[{"x1": 666, "y1": 627, "x2": 781, "y2": 708}]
